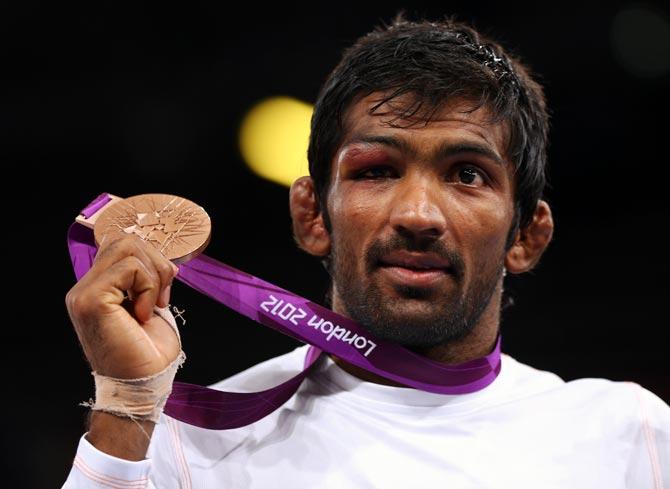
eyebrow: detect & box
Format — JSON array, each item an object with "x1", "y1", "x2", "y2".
[{"x1": 342, "y1": 134, "x2": 505, "y2": 167}]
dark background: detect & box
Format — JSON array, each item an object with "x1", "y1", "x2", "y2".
[{"x1": 3, "y1": 1, "x2": 669, "y2": 486}]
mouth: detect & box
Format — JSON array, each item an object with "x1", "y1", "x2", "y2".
[{"x1": 377, "y1": 254, "x2": 453, "y2": 288}]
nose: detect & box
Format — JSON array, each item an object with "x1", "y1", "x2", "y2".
[{"x1": 389, "y1": 175, "x2": 447, "y2": 241}]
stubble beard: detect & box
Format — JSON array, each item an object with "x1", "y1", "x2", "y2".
[{"x1": 329, "y1": 234, "x2": 505, "y2": 349}]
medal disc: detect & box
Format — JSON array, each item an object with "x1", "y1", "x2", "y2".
[{"x1": 93, "y1": 193, "x2": 211, "y2": 264}]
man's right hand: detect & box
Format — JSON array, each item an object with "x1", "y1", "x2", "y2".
[
  {"x1": 65, "y1": 233, "x2": 182, "y2": 460},
  {"x1": 65, "y1": 232, "x2": 181, "y2": 380}
]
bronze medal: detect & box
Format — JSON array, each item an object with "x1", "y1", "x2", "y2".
[{"x1": 92, "y1": 193, "x2": 211, "y2": 264}]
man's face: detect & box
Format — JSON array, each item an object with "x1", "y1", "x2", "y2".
[{"x1": 324, "y1": 92, "x2": 516, "y2": 348}]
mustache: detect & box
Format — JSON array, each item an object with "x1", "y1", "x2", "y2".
[{"x1": 366, "y1": 234, "x2": 465, "y2": 280}]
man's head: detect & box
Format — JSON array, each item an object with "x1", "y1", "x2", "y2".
[{"x1": 290, "y1": 12, "x2": 554, "y2": 349}]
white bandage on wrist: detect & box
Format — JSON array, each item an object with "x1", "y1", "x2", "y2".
[{"x1": 80, "y1": 305, "x2": 186, "y2": 431}]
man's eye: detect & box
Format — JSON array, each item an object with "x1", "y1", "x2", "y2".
[
  {"x1": 356, "y1": 166, "x2": 394, "y2": 179},
  {"x1": 455, "y1": 166, "x2": 487, "y2": 186}
]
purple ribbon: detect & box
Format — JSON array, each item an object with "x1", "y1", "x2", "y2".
[{"x1": 67, "y1": 193, "x2": 502, "y2": 430}]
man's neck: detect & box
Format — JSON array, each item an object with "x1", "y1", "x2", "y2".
[{"x1": 327, "y1": 293, "x2": 502, "y2": 388}]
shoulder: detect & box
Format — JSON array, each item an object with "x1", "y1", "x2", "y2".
[
  {"x1": 207, "y1": 344, "x2": 312, "y2": 392},
  {"x1": 503, "y1": 354, "x2": 670, "y2": 428},
  {"x1": 555, "y1": 373, "x2": 668, "y2": 421},
  {"x1": 557, "y1": 379, "x2": 670, "y2": 457},
  {"x1": 582, "y1": 380, "x2": 670, "y2": 430}
]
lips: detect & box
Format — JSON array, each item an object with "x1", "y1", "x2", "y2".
[
  {"x1": 378, "y1": 251, "x2": 451, "y2": 271},
  {"x1": 376, "y1": 251, "x2": 454, "y2": 288}
]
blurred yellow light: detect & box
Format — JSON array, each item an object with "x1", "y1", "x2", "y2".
[{"x1": 239, "y1": 96, "x2": 313, "y2": 187}]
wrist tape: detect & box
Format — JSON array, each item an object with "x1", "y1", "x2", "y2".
[{"x1": 80, "y1": 305, "x2": 186, "y2": 426}]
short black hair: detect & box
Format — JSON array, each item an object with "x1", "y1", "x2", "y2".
[{"x1": 306, "y1": 11, "x2": 551, "y2": 310}]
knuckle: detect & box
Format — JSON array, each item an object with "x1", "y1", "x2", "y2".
[
  {"x1": 65, "y1": 288, "x2": 77, "y2": 313},
  {"x1": 67, "y1": 290, "x2": 96, "y2": 319},
  {"x1": 102, "y1": 233, "x2": 126, "y2": 250},
  {"x1": 159, "y1": 261, "x2": 173, "y2": 279},
  {"x1": 96, "y1": 233, "x2": 134, "y2": 260},
  {"x1": 124, "y1": 254, "x2": 144, "y2": 270},
  {"x1": 130, "y1": 234, "x2": 150, "y2": 249},
  {"x1": 124, "y1": 234, "x2": 145, "y2": 253},
  {"x1": 130, "y1": 236, "x2": 160, "y2": 261},
  {"x1": 125, "y1": 255, "x2": 160, "y2": 283}
]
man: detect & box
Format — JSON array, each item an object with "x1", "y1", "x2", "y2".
[{"x1": 63, "y1": 13, "x2": 669, "y2": 488}]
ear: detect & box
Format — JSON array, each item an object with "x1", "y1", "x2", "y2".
[
  {"x1": 289, "y1": 176, "x2": 331, "y2": 257},
  {"x1": 505, "y1": 199, "x2": 554, "y2": 274}
]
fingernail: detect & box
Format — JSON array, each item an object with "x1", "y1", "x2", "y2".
[{"x1": 172, "y1": 263, "x2": 179, "y2": 275}]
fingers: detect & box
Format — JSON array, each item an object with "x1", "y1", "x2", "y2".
[
  {"x1": 65, "y1": 229, "x2": 183, "y2": 380},
  {"x1": 107, "y1": 255, "x2": 163, "y2": 324},
  {"x1": 68, "y1": 254, "x2": 157, "y2": 328},
  {"x1": 85, "y1": 234, "x2": 178, "y2": 313},
  {"x1": 136, "y1": 238, "x2": 179, "y2": 309}
]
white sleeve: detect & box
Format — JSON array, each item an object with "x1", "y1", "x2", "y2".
[
  {"x1": 61, "y1": 433, "x2": 155, "y2": 488},
  {"x1": 626, "y1": 382, "x2": 670, "y2": 488},
  {"x1": 61, "y1": 414, "x2": 184, "y2": 488}
]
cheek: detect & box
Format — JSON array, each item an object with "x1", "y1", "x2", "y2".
[
  {"x1": 457, "y1": 196, "x2": 513, "y2": 255},
  {"x1": 337, "y1": 204, "x2": 374, "y2": 255},
  {"x1": 329, "y1": 195, "x2": 382, "y2": 273},
  {"x1": 330, "y1": 189, "x2": 384, "y2": 237},
  {"x1": 345, "y1": 201, "x2": 377, "y2": 224}
]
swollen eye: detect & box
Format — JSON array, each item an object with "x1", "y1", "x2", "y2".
[{"x1": 364, "y1": 167, "x2": 391, "y2": 177}]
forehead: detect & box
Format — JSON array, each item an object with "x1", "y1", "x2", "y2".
[{"x1": 337, "y1": 91, "x2": 510, "y2": 161}]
